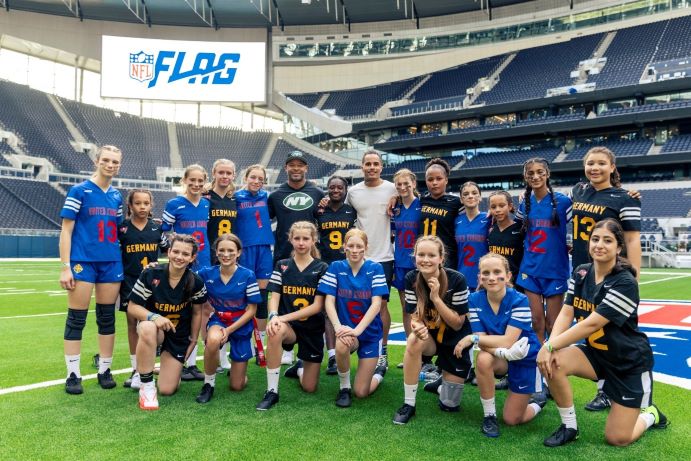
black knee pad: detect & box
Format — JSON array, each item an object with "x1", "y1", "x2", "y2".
[
  {"x1": 96, "y1": 303, "x2": 116, "y2": 335},
  {"x1": 256, "y1": 288, "x2": 268, "y2": 320},
  {"x1": 64, "y1": 308, "x2": 88, "y2": 340}
]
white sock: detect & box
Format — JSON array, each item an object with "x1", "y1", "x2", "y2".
[
  {"x1": 641, "y1": 412, "x2": 655, "y2": 429},
  {"x1": 481, "y1": 397, "x2": 496, "y2": 417},
  {"x1": 404, "y1": 383, "x2": 418, "y2": 406},
  {"x1": 220, "y1": 343, "x2": 231, "y2": 368},
  {"x1": 529, "y1": 402, "x2": 543, "y2": 416},
  {"x1": 65, "y1": 354, "x2": 80, "y2": 378},
  {"x1": 372, "y1": 373, "x2": 384, "y2": 384},
  {"x1": 338, "y1": 369, "x2": 351, "y2": 389},
  {"x1": 98, "y1": 356, "x2": 113, "y2": 374},
  {"x1": 597, "y1": 379, "x2": 604, "y2": 391},
  {"x1": 267, "y1": 367, "x2": 280, "y2": 393},
  {"x1": 129, "y1": 354, "x2": 137, "y2": 370},
  {"x1": 328, "y1": 349, "x2": 336, "y2": 359},
  {"x1": 558, "y1": 405, "x2": 577, "y2": 430},
  {"x1": 204, "y1": 374, "x2": 216, "y2": 387},
  {"x1": 186, "y1": 344, "x2": 198, "y2": 367}
]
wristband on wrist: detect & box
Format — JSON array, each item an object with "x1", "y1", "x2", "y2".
[
  {"x1": 268, "y1": 312, "x2": 279, "y2": 321},
  {"x1": 61, "y1": 262, "x2": 71, "y2": 268},
  {"x1": 546, "y1": 342, "x2": 553, "y2": 353},
  {"x1": 471, "y1": 334, "x2": 480, "y2": 345},
  {"x1": 147, "y1": 312, "x2": 161, "y2": 322}
]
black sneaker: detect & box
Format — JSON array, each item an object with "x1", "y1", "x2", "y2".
[
  {"x1": 123, "y1": 370, "x2": 137, "y2": 388},
  {"x1": 423, "y1": 376, "x2": 442, "y2": 395},
  {"x1": 544, "y1": 424, "x2": 579, "y2": 447},
  {"x1": 438, "y1": 399, "x2": 460, "y2": 412},
  {"x1": 393, "y1": 404, "x2": 416, "y2": 425},
  {"x1": 256, "y1": 390, "x2": 279, "y2": 411},
  {"x1": 196, "y1": 383, "x2": 214, "y2": 404},
  {"x1": 642, "y1": 404, "x2": 669, "y2": 429},
  {"x1": 181, "y1": 365, "x2": 204, "y2": 381},
  {"x1": 482, "y1": 415, "x2": 500, "y2": 438},
  {"x1": 584, "y1": 390, "x2": 610, "y2": 411},
  {"x1": 326, "y1": 356, "x2": 338, "y2": 375},
  {"x1": 495, "y1": 376, "x2": 509, "y2": 390},
  {"x1": 420, "y1": 362, "x2": 438, "y2": 374},
  {"x1": 468, "y1": 368, "x2": 477, "y2": 386},
  {"x1": 335, "y1": 388, "x2": 352, "y2": 408},
  {"x1": 65, "y1": 372, "x2": 83, "y2": 395},
  {"x1": 531, "y1": 388, "x2": 548, "y2": 408},
  {"x1": 284, "y1": 360, "x2": 302, "y2": 379},
  {"x1": 374, "y1": 364, "x2": 387, "y2": 379},
  {"x1": 97, "y1": 368, "x2": 116, "y2": 389}
]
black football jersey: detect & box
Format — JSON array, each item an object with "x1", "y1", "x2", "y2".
[
  {"x1": 268, "y1": 258, "x2": 329, "y2": 330},
  {"x1": 570, "y1": 183, "x2": 641, "y2": 267},
  {"x1": 314, "y1": 203, "x2": 357, "y2": 263},
  {"x1": 403, "y1": 268, "x2": 470, "y2": 345},
  {"x1": 419, "y1": 193, "x2": 462, "y2": 268},
  {"x1": 487, "y1": 221, "x2": 525, "y2": 282},
  {"x1": 128, "y1": 265, "x2": 207, "y2": 342},
  {"x1": 206, "y1": 191, "x2": 238, "y2": 256},
  {"x1": 118, "y1": 219, "x2": 169, "y2": 277},
  {"x1": 566, "y1": 264, "x2": 652, "y2": 373}
]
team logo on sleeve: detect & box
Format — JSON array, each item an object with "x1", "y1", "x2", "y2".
[
  {"x1": 152, "y1": 279, "x2": 160, "y2": 287},
  {"x1": 119, "y1": 226, "x2": 128, "y2": 234},
  {"x1": 73, "y1": 264, "x2": 83, "y2": 274},
  {"x1": 282, "y1": 192, "x2": 314, "y2": 211}
]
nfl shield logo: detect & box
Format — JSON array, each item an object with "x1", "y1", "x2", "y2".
[{"x1": 129, "y1": 51, "x2": 154, "y2": 82}]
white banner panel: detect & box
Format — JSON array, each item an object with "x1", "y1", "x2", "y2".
[{"x1": 101, "y1": 35, "x2": 266, "y2": 102}]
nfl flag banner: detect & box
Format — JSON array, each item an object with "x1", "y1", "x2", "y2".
[{"x1": 101, "y1": 36, "x2": 266, "y2": 102}]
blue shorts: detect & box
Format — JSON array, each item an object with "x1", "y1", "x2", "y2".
[
  {"x1": 508, "y1": 362, "x2": 543, "y2": 395},
  {"x1": 516, "y1": 274, "x2": 568, "y2": 297},
  {"x1": 71, "y1": 261, "x2": 124, "y2": 284},
  {"x1": 354, "y1": 338, "x2": 382, "y2": 360},
  {"x1": 392, "y1": 266, "x2": 414, "y2": 291},
  {"x1": 239, "y1": 245, "x2": 273, "y2": 280},
  {"x1": 207, "y1": 317, "x2": 253, "y2": 362}
]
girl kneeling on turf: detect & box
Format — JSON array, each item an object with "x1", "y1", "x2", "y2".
[
  {"x1": 127, "y1": 234, "x2": 207, "y2": 410},
  {"x1": 256, "y1": 221, "x2": 329, "y2": 410},
  {"x1": 319, "y1": 229, "x2": 389, "y2": 408},
  {"x1": 392, "y1": 235, "x2": 471, "y2": 425},
  {"x1": 537, "y1": 219, "x2": 668, "y2": 447},
  {"x1": 454, "y1": 253, "x2": 542, "y2": 438},
  {"x1": 195, "y1": 234, "x2": 262, "y2": 404}
]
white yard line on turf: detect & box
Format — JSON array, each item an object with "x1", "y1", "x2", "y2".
[
  {"x1": 0, "y1": 310, "x2": 94, "y2": 320},
  {"x1": 639, "y1": 275, "x2": 691, "y2": 285}
]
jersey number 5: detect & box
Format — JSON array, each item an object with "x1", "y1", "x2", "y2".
[{"x1": 346, "y1": 300, "x2": 364, "y2": 324}]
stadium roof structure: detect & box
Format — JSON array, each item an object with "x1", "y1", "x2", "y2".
[{"x1": 2, "y1": 0, "x2": 531, "y2": 28}]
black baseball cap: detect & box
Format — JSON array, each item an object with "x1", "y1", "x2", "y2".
[{"x1": 286, "y1": 150, "x2": 308, "y2": 165}]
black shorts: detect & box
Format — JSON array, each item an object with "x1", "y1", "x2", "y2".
[
  {"x1": 255, "y1": 289, "x2": 268, "y2": 320},
  {"x1": 577, "y1": 344, "x2": 653, "y2": 409},
  {"x1": 119, "y1": 276, "x2": 138, "y2": 312},
  {"x1": 435, "y1": 341, "x2": 472, "y2": 380},
  {"x1": 161, "y1": 333, "x2": 191, "y2": 364},
  {"x1": 380, "y1": 260, "x2": 394, "y2": 301},
  {"x1": 284, "y1": 322, "x2": 325, "y2": 364}
]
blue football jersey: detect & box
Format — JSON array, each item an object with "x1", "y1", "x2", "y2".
[
  {"x1": 468, "y1": 288, "x2": 540, "y2": 365},
  {"x1": 317, "y1": 259, "x2": 389, "y2": 342},
  {"x1": 198, "y1": 265, "x2": 262, "y2": 336},
  {"x1": 60, "y1": 179, "x2": 123, "y2": 262},
  {"x1": 233, "y1": 189, "x2": 275, "y2": 247},
  {"x1": 516, "y1": 192, "x2": 572, "y2": 280},
  {"x1": 161, "y1": 195, "x2": 211, "y2": 270},
  {"x1": 454, "y1": 211, "x2": 491, "y2": 289},
  {"x1": 393, "y1": 197, "x2": 421, "y2": 270}
]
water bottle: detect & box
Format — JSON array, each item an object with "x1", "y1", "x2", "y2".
[{"x1": 419, "y1": 370, "x2": 440, "y2": 383}]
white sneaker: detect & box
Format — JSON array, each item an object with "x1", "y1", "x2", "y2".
[
  {"x1": 281, "y1": 350, "x2": 294, "y2": 365},
  {"x1": 130, "y1": 372, "x2": 141, "y2": 391},
  {"x1": 138, "y1": 383, "x2": 159, "y2": 411}
]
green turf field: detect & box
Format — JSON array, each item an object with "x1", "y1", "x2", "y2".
[{"x1": 1, "y1": 262, "x2": 689, "y2": 460}]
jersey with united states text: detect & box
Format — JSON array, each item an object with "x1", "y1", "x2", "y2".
[
  {"x1": 455, "y1": 211, "x2": 491, "y2": 289},
  {"x1": 468, "y1": 288, "x2": 540, "y2": 365},
  {"x1": 233, "y1": 189, "x2": 274, "y2": 247},
  {"x1": 314, "y1": 203, "x2": 357, "y2": 264},
  {"x1": 161, "y1": 195, "x2": 211, "y2": 270},
  {"x1": 118, "y1": 218, "x2": 169, "y2": 277},
  {"x1": 318, "y1": 259, "x2": 389, "y2": 342},
  {"x1": 197, "y1": 265, "x2": 261, "y2": 336},
  {"x1": 570, "y1": 183, "x2": 641, "y2": 268},
  {"x1": 268, "y1": 258, "x2": 329, "y2": 330},
  {"x1": 566, "y1": 263, "x2": 652, "y2": 373},
  {"x1": 393, "y1": 197, "x2": 421, "y2": 270},
  {"x1": 516, "y1": 192, "x2": 572, "y2": 280},
  {"x1": 419, "y1": 193, "x2": 462, "y2": 268},
  {"x1": 206, "y1": 191, "x2": 237, "y2": 255},
  {"x1": 129, "y1": 265, "x2": 207, "y2": 342},
  {"x1": 404, "y1": 268, "x2": 470, "y2": 345},
  {"x1": 60, "y1": 180, "x2": 123, "y2": 262},
  {"x1": 487, "y1": 221, "x2": 524, "y2": 283}
]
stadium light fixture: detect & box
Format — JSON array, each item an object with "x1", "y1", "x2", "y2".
[
  {"x1": 61, "y1": 0, "x2": 82, "y2": 19},
  {"x1": 184, "y1": 0, "x2": 217, "y2": 29},
  {"x1": 120, "y1": 0, "x2": 150, "y2": 26}
]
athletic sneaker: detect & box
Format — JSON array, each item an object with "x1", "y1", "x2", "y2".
[
  {"x1": 281, "y1": 350, "x2": 294, "y2": 365},
  {"x1": 543, "y1": 424, "x2": 579, "y2": 447},
  {"x1": 123, "y1": 370, "x2": 136, "y2": 388},
  {"x1": 641, "y1": 404, "x2": 669, "y2": 429},
  {"x1": 393, "y1": 404, "x2": 416, "y2": 425},
  {"x1": 374, "y1": 364, "x2": 387, "y2": 379},
  {"x1": 420, "y1": 362, "x2": 437, "y2": 374},
  {"x1": 495, "y1": 376, "x2": 509, "y2": 390},
  {"x1": 326, "y1": 356, "x2": 338, "y2": 375},
  {"x1": 65, "y1": 372, "x2": 83, "y2": 395},
  {"x1": 396, "y1": 362, "x2": 404, "y2": 369},
  {"x1": 216, "y1": 365, "x2": 231, "y2": 374},
  {"x1": 423, "y1": 376, "x2": 442, "y2": 395},
  {"x1": 584, "y1": 390, "x2": 610, "y2": 411},
  {"x1": 335, "y1": 388, "x2": 352, "y2": 408},
  {"x1": 377, "y1": 354, "x2": 388, "y2": 370},
  {"x1": 531, "y1": 387, "x2": 548, "y2": 408},
  {"x1": 129, "y1": 372, "x2": 141, "y2": 390},
  {"x1": 97, "y1": 368, "x2": 116, "y2": 389},
  {"x1": 284, "y1": 360, "x2": 303, "y2": 379},
  {"x1": 181, "y1": 365, "x2": 204, "y2": 381},
  {"x1": 196, "y1": 383, "x2": 214, "y2": 404},
  {"x1": 438, "y1": 400, "x2": 460, "y2": 412},
  {"x1": 256, "y1": 390, "x2": 279, "y2": 411},
  {"x1": 481, "y1": 415, "x2": 500, "y2": 438},
  {"x1": 139, "y1": 383, "x2": 159, "y2": 411}
]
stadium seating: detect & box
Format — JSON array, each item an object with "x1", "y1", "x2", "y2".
[
  {"x1": 0, "y1": 177, "x2": 64, "y2": 225},
  {"x1": 641, "y1": 218, "x2": 663, "y2": 233},
  {"x1": 60, "y1": 99, "x2": 170, "y2": 180},
  {"x1": 600, "y1": 99, "x2": 691, "y2": 117},
  {"x1": 0, "y1": 178, "x2": 61, "y2": 229},
  {"x1": 382, "y1": 156, "x2": 463, "y2": 176},
  {"x1": 650, "y1": 15, "x2": 691, "y2": 62},
  {"x1": 0, "y1": 139, "x2": 13, "y2": 166},
  {"x1": 640, "y1": 188, "x2": 691, "y2": 217},
  {"x1": 289, "y1": 93, "x2": 322, "y2": 108},
  {"x1": 564, "y1": 139, "x2": 653, "y2": 161},
  {"x1": 661, "y1": 134, "x2": 691, "y2": 154},
  {"x1": 461, "y1": 147, "x2": 561, "y2": 169},
  {"x1": 320, "y1": 78, "x2": 421, "y2": 119},
  {"x1": 268, "y1": 140, "x2": 341, "y2": 183}
]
